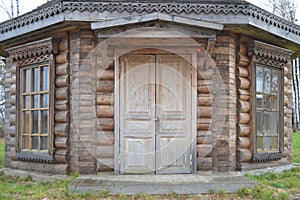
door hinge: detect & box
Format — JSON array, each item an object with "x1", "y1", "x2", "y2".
[{"x1": 190, "y1": 154, "x2": 193, "y2": 166}]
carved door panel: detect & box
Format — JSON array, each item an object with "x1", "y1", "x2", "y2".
[
  {"x1": 119, "y1": 53, "x2": 192, "y2": 174},
  {"x1": 155, "y1": 54, "x2": 192, "y2": 174},
  {"x1": 119, "y1": 55, "x2": 156, "y2": 174}
]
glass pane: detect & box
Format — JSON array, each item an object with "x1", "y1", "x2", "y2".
[
  {"x1": 24, "y1": 95, "x2": 30, "y2": 109},
  {"x1": 22, "y1": 136, "x2": 30, "y2": 149},
  {"x1": 264, "y1": 95, "x2": 271, "y2": 109},
  {"x1": 32, "y1": 111, "x2": 39, "y2": 134},
  {"x1": 257, "y1": 136, "x2": 263, "y2": 151},
  {"x1": 41, "y1": 66, "x2": 48, "y2": 91},
  {"x1": 264, "y1": 68, "x2": 271, "y2": 93},
  {"x1": 270, "y1": 111, "x2": 279, "y2": 135},
  {"x1": 23, "y1": 111, "x2": 30, "y2": 134},
  {"x1": 32, "y1": 95, "x2": 39, "y2": 108},
  {"x1": 271, "y1": 95, "x2": 278, "y2": 110},
  {"x1": 272, "y1": 70, "x2": 278, "y2": 94},
  {"x1": 264, "y1": 112, "x2": 271, "y2": 136},
  {"x1": 256, "y1": 111, "x2": 263, "y2": 136},
  {"x1": 264, "y1": 136, "x2": 271, "y2": 150},
  {"x1": 256, "y1": 94, "x2": 263, "y2": 108},
  {"x1": 271, "y1": 136, "x2": 278, "y2": 150},
  {"x1": 41, "y1": 137, "x2": 48, "y2": 150},
  {"x1": 32, "y1": 136, "x2": 38, "y2": 150},
  {"x1": 24, "y1": 69, "x2": 30, "y2": 92},
  {"x1": 32, "y1": 68, "x2": 39, "y2": 92},
  {"x1": 41, "y1": 94, "x2": 48, "y2": 108},
  {"x1": 41, "y1": 110, "x2": 48, "y2": 134},
  {"x1": 256, "y1": 67, "x2": 263, "y2": 92}
]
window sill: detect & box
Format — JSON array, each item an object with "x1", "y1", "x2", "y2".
[
  {"x1": 252, "y1": 152, "x2": 282, "y2": 162},
  {"x1": 17, "y1": 151, "x2": 53, "y2": 163}
]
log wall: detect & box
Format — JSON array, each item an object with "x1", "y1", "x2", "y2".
[
  {"x1": 54, "y1": 38, "x2": 70, "y2": 169},
  {"x1": 96, "y1": 56, "x2": 115, "y2": 172},
  {"x1": 236, "y1": 38, "x2": 252, "y2": 166}
]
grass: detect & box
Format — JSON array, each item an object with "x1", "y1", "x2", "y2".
[
  {"x1": 293, "y1": 132, "x2": 300, "y2": 163},
  {"x1": 0, "y1": 138, "x2": 4, "y2": 167},
  {"x1": 0, "y1": 133, "x2": 299, "y2": 199}
]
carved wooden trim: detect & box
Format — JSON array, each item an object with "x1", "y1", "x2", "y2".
[
  {"x1": 6, "y1": 38, "x2": 55, "y2": 61},
  {"x1": 253, "y1": 41, "x2": 293, "y2": 63}
]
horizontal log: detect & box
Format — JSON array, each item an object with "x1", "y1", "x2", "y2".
[
  {"x1": 197, "y1": 123, "x2": 210, "y2": 131},
  {"x1": 197, "y1": 144, "x2": 212, "y2": 157},
  {"x1": 284, "y1": 95, "x2": 289, "y2": 106},
  {"x1": 9, "y1": 114, "x2": 16, "y2": 125},
  {"x1": 10, "y1": 84, "x2": 16, "y2": 95},
  {"x1": 96, "y1": 146, "x2": 114, "y2": 158},
  {"x1": 197, "y1": 96, "x2": 212, "y2": 106},
  {"x1": 54, "y1": 123, "x2": 69, "y2": 137},
  {"x1": 198, "y1": 80, "x2": 213, "y2": 86},
  {"x1": 284, "y1": 76, "x2": 289, "y2": 86},
  {"x1": 97, "y1": 158, "x2": 114, "y2": 172},
  {"x1": 197, "y1": 70, "x2": 213, "y2": 80},
  {"x1": 54, "y1": 154, "x2": 68, "y2": 164},
  {"x1": 238, "y1": 137, "x2": 251, "y2": 148},
  {"x1": 55, "y1": 100, "x2": 69, "y2": 111},
  {"x1": 10, "y1": 137, "x2": 16, "y2": 147},
  {"x1": 238, "y1": 66, "x2": 249, "y2": 78},
  {"x1": 56, "y1": 63, "x2": 69, "y2": 76},
  {"x1": 56, "y1": 50, "x2": 68, "y2": 64},
  {"x1": 97, "y1": 118, "x2": 114, "y2": 131},
  {"x1": 10, "y1": 161, "x2": 68, "y2": 175},
  {"x1": 238, "y1": 125, "x2": 251, "y2": 137},
  {"x1": 239, "y1": 89, "x2": 250, "y2": 96},
  {"x1": 55, "y1": 87, "x2": 69, "y2": 100},
  {"x1": 59, "y1": 40, "x2": 68, "y2": 51},
  {"x1": 197, "y1": 117, "x2": 212, "y2": 124},
  {"x1": 284, "y1": 137, "x2": 288, "y2": 146},
  {"x1": 197, "y1": 107, "x2": 212, "y2": 118},
  {"x1": 282, "y1": 147, "x2": 289, "y2": 158},
  {"x1": 238, "y1": 100, "x2": 251, "y2": 113},
  {"x1": 197, "y1": 157, "x2": 212, "y2": 170},
  {"x1": 239, "y1": 43, "x2": 248, "y2": 54},
  {"x1": 97, "y1": 105, "x2": 114, "y2": 118},
  {"x1": 11, "y1": 95, "x2": 16, "y2": 105},
  {"x1": 11, "y1": 65, "x2": 17, "y2": 74},
  {"x1": 197, "y1": 134, "x2": 213, "y2": 144},
  {"x1": 55, "y1": 111, "x2": 69, "y2": 123},
  {"x1": 240, "y1": 94, "x2": 250, "y2": 101},
  {"x1": 238, "y1": 149, "x2": 252, "y2": 163},
  {"x1": 97, "y1": 80, "x2": 114, "y2": 93},
  {"x1": 197, "y1": 86, "x2": 212, "y2": 94},
  {"x1": 56, "y1": 75, "x2": 69, "y2": 88},
  {"x1": 97, "y1": 69, "x2": 114, "y2": 80},
  {"x1": 96, "y1": 131, "x2": 114, "y2": 146},
  {"x1": 238, "y1": 77, "x2": 251, "y2": 90},
  {"x1": 54, "y1": 149, "x2": 68, "y2": 164},
  {"x1": 238, "y1": 54, "x2": 249, "y2": 67},
  {"x1": 97, "y1": 94, "x2": 113, "y2": 105},
  {"x1": 239, "y1": 113, "x2": 250, "y2": 124},
  {"x1": 55, "y1": 137, "x2": 68, "y2": 149}
]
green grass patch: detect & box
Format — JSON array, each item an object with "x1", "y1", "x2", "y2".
[
  {"x1": 0, "y1": 138, "x2": 4, "y2": 167},
  {"x1": 293, "y1": 132, "x2": 300, "y2": 163}
]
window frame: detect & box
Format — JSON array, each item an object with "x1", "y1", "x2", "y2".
[
  {"x1": 10, "y1": 39, "x2": 55, "y2": 163},
  {"x1": 251, "y1": 42, "x2": 285, "y2": 162}
]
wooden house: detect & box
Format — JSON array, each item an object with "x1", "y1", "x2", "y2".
[{"x1": 0, "y1": 0, "x2": 299, "y2": 175}]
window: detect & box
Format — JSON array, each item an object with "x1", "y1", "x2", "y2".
[
  {"x1": 255, "y1": 65, "x2": 281, "y2": 152},
  {"x1": 20, "y1": 63, "x2": 50, "y2": 152}
]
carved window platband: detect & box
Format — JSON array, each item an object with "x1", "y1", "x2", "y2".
[
  {"x1": 6, "y1": 38, "x2": 55, "y2": 163},
  {"x1": 252, "y1": 41, "x2": 292, "y2": 163}
]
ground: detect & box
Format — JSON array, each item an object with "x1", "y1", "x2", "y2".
[{"x1": 0, "y1": 134, "x2": 299, "y2": 200}]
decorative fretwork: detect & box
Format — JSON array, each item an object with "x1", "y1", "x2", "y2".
[
  {"x1": 0, "y1": 1, "x2": 299, "y2": 37},
  {"x1": 253, "y1": 152, "x2": 282, "y2": 162},
  {"x1": 16, "y1": 55, "x2": 50, "y2": 67},
  {"x1": 256, "y1": 56, "x2": 284, "y2": 69},
  {"x1": 253, "y1": 41, "x2": 293, "y2": 64},
  {"x1": 6, "y1": 38, "x2": 54, "y2": 61}
]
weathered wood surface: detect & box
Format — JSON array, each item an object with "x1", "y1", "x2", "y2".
[
  {"x1": 97, "y1": 80, "x2": 114, "y2": 93},
  {"x1": 238, "y1": 66, "x2": 249, "y2": 78},
  {"x1": 56, "y1": 63, "x2": 69, "y2": 76},
  {"x1": 239, "y1": 113, "x2": 250, "y2": 124},
  {"x1": 56, "y1": 75, "x2": 69, "y2": 87},
  {"x1": 97, "y1": 69, "x2": 114, "y2": 80},
  {"x1": 97, "y1": 94, "x2": 113, "y2": 105},
  {"x1": 56, "y1": 50, "x2": 68, "y2": 64},
  {"x1": 238, "y1": 101, "x2": 251, "y2": 113},
  {"x1": 97, "y1": 105, "x2": 114, "y2": 118},
  {"x1": 55, "y1": 137, "x2": 68, "y2": 149},
  {"x1": 55, "y1": 100, "x2": 69, "y2": 111},
  {"x1": 56, "y1": 87, "x2": 69, "y2": 100},
  {"x1": 238, "y1": 125, "x2": 251, "y2": 137},
  {"x1": 238, "y1": 137, "x2": 251, "y2": 148},
  {"x1": 238, "y1": 149, "x2": 252, "y2": 162},
  {"x1": 197, "y1": 107, "x2": 212, "y2": 118}
]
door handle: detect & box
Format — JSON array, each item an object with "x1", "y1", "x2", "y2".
[{"x1": 154, "y1": 116, "x2": 159, "y2": 121}]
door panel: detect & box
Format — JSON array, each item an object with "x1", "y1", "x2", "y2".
[
  {"x1": 156, "y1": 54, "x2": 192, "y2": 174},
  {"x1": 119, "y1": 53, "x2": 192, "y2": 174},
  {"x1": 119, "y1": 55, "x2": 155, "y2": 174}
]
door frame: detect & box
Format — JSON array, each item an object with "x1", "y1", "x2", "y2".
[{"x1": 114, "y1": 48, "x2": 198, "y2": 174}]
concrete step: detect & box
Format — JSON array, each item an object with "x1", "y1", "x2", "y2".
[{"x1": 68, "y1": 173, "x2": 257, "y2": 195}]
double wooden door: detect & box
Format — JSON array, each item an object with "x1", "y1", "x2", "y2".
[{"x1": 119, "y1": 53, "x2": 193, "y2": 174}]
